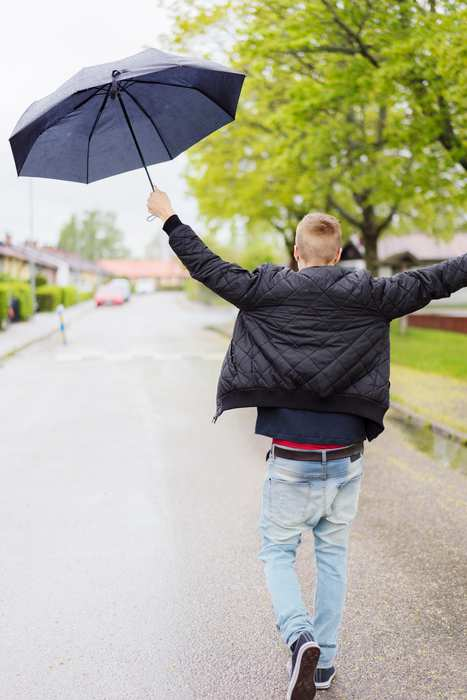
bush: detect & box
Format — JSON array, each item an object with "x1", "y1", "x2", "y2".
[
  {"x1": 36, "y1": 285, "x2": 62, "y2": 312},
  {"x1": 0, "y1": 287, "x2": 9, "y2": 326},
  {"x1": 11, "y1": 283, "x2": 34, "y2": 320},
  {"x1": 78, "y1": 290, "x2": 93, "y2": 302},
  {"x1": 60, "y1": 286, "x2": 78, "y2": 307},
  {"x1": 0, "y1": 281, "x2": 34, "y2": 322},
  {"x1": 35, "y1": 273, "x2": 48, "y2": 287}
]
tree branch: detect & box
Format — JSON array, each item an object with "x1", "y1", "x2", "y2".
[
  {"x1": 320, "y1": 0, "x2": 380, "y2": 67},
  {"x1": 327, "y1": 194, "x2": 363, "y2": 229},
  {"x1": 376, "y1": 203, "x2": 399, "y2": 234}
]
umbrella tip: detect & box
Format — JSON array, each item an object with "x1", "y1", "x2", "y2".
[{"x1": 111, "y1": 70, "x2": 121, "y2": 100}]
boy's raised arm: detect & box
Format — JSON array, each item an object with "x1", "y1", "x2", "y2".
[{"x1": 147, "y1": 189, "x2": 268, "y2": 309}]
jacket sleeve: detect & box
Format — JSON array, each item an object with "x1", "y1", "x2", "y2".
[
  {"x1": 367, "y1": 253, "x2": 467, "y2": 320},
  {"x1": 162, "y1": 215, "x2": 269, "y2": 309}
]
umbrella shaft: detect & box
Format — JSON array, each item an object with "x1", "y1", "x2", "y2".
[{"x1": 117, "y1": 93, "x2": 155, "y2": 191}]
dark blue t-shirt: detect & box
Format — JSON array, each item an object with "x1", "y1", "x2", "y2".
[{"x1": 255, "y1": 407, "x2": 366, "y2": 444}]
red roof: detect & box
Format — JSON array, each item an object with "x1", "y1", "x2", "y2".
[{"x1": 98, "y1": 258, "x2": 189, "y2": 280}]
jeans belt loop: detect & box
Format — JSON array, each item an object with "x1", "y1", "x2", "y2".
[{"x1": 322, "y1": 448, "x2": 327, "y2": 466}]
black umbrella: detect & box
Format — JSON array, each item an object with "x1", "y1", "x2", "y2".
[{"x1": 9, "y1": 47, "x2": 245, "y2": 193}]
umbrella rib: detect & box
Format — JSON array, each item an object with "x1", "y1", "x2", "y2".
[
  {"x1": 121, "y1": 86, "x2": 173, "y2": 159},
  {"x1": 74, "y1": 85, "x2": 109, "y2": 112},
  {"x1": 117, "y1": 91, "x2": 155, "y2": 190},
  {"x1": 129, "y1": 79, "x2": 235, "y2": 120},
  {"x1": 86, "y1": 85, "x2": 112, "y2": 184}
]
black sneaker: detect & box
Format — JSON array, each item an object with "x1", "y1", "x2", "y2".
[
  {"x1": 315, "y1": 666, "x2": 336, "y2": 690},
  {"x1": 286, "y1": 631, "x2": 321, "y2": 700}
]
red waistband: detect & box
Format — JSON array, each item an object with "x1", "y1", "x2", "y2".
[{"x1": 272, "y1": 438, "x2": 349, "y2": 449}]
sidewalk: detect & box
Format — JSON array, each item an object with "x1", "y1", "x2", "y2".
[
  {"x1": 0, "y1": 301, "x2": 94, "y2": 359},
  {"x1": 208, "y1": 320, "x2": 467, "y2": 446}
]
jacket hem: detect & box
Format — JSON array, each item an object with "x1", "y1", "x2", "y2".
[{"x1": 215, "y1": 389, "x2": 387, "y2": 441}]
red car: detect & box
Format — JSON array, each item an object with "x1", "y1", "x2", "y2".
[{"x1": 94, "y1": 282, "x2": 125, "y2": 306}]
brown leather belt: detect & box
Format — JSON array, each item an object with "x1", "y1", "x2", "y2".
[{"x1": 271, "y1": 441, "x2": 364, "y2": 463}]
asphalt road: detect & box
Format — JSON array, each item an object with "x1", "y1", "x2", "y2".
[{"x1": 1, "y1": 292, "x2": 466, "y2": 700}]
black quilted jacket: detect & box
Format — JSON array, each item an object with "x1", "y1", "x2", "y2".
[{"x1": 163, "y1": 215, "x2": 467, "y2": 441}]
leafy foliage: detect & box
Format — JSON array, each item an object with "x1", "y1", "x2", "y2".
[
  {"x1": 0, "y1": 281, "x2": 34, "y2": 322},
  {"x1": 165, "y1": 0, "x2": 466, "y2": 273},
  {"x1": 58, "y1": 211, "x2": 130, "y2": 261},
  {"x1": 35, "y1": 273, "x2": 48, "y2": 288},
  {"x1": 35, "y1": 285, "x2": 62, "y2": 312},
  {"x1": 0, "y1": 287, "x2": 9, "y2": 325},
  {"x1": 60, "y1": 286, "x2": 78, "y2": 307}
]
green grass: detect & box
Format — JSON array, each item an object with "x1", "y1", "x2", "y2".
[{"x1": 390, "y1": 322, "x2": 467, "y2": 380}]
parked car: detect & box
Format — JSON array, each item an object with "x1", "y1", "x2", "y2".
[
  {"x1": 111, "y1": 278, "x2": 131, "y2": 302},
  {"x1": 95, "y1": 281, "x2": 126, "y2": 306},
  {"x1": 134, "y1": 278, "x2": 155, "y2": 294}
]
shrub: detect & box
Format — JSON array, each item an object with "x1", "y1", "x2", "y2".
[
  {"x1": 60, "y1": 286, "x2": 78, "y2": 307},
  {"x1": 35, "y1": 273, "x2": 48, "y2": 287},
  {"x1": 78, "y1": 290, "x2": 93, "y2": 302},
  {"x1": 0, "y1": 287, "x2": 9, "y2": 326},
  {"x1": 0, "y1": 281, "x2": 34, "y2": 322},
  {"x1": 10, "y1": 283, "x2": 34, "y2": 320},
  {"x1": 36, "y1": 285, "x2": 62, "y2": 312}
]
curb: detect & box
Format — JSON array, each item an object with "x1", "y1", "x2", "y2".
[
  {"x1": 388, "y1": 401, "x2": 467, "y2": 447},
  {"x1": 205, "y1": 322, "x2": 467, "y2": 448},
  {"x1": 0, "y1": 302, "x2": 94, "y2": 362}
]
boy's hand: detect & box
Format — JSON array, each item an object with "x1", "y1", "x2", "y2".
[{"x1": 147, "y1": 189, "x2": 175, "y2": 222}]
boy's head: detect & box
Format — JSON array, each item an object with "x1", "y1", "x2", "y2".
[{"x1": 294, "y1": 212, "x2": 342, "y2": 269}]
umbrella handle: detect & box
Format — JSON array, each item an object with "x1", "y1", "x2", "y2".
[{"x1": 146, "y1": 214, "x2": 157, "y2": 222}]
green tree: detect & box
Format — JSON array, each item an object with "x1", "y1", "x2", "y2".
[
  {"x1": 164, "y1": 0, "x2": 466, "y2": 273},
  {"x1": 57, "y1": 211, "x2": 130, "y2": 261}
]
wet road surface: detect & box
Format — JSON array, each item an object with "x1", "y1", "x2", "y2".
[{"x1": 1, "y1": 292, "x2": 466, "y2": 699}]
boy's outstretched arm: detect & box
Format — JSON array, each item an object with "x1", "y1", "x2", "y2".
[
  {"x1": 367, "y1": 253, "x2": 467, "y2": 320},
  {"x1": 147, "y1": 189, "x2": 269, "y2": 309}
]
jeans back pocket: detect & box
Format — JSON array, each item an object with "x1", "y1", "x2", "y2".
[{"x1": 267, "y1": 476, "x2": 311, "y2": 525}]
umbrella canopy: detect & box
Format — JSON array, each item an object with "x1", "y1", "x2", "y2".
[{"x1": 9, "y1": 48, "x2": 245, "y2": 187}]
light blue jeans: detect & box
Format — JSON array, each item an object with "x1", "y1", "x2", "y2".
[{"x1": 258, "y1": 446, "x2": 364, "y2": 669}]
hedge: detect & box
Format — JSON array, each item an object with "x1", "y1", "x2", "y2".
[
  {"x1": 0, "y1": 282, "x2": 34, "y2": 322},
  {"x1": 35, "y1": 285, "x2": 81, "y2": 311},
  {"x1": 61, "y1": 286, "x2": 78, "y2": 307},
  {"x1": 0, "y1": 287, "x2": 9, "y2": 325},
  {"x1": 35, "y1": 285, "x2": 62, "y2": 312},
  {"x1": 0, "y1": 281, "x2": 84, "y2": 322},
  {"x1": 13, "y1": 283, "x2": 34, "y2": 320}
]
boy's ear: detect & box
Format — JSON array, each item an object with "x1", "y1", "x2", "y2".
[{"x1": 293, "y1": 242, "x2": 299, "y2": 260}]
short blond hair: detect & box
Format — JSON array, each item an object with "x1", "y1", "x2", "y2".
[{"x1": 296, "y1": 212, "x2": 342, "y2": 264}]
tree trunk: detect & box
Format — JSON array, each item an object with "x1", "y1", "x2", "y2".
[{"x1": 362, "y1": 232, "x2": 379, "y2": 276}]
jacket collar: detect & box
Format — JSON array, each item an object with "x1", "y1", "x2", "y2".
[{"x1": 298, "y1": 264, "x2": 347, "y2": 278}]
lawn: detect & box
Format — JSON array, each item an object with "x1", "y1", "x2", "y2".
[
  {"x1": 389, "y1": 322, "x2": 467, "y2": 435},
  {"x1": 390, "y1": 322, "x2": 467, "y2": 380}
]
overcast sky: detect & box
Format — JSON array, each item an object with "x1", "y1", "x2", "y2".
[{"x1": 0, "y1": 1, "x2": 199, "y2": 256}]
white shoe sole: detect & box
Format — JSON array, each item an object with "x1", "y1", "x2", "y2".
[{"x1": 286, "y1": 641, "x2": 321, "y2": 700}]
